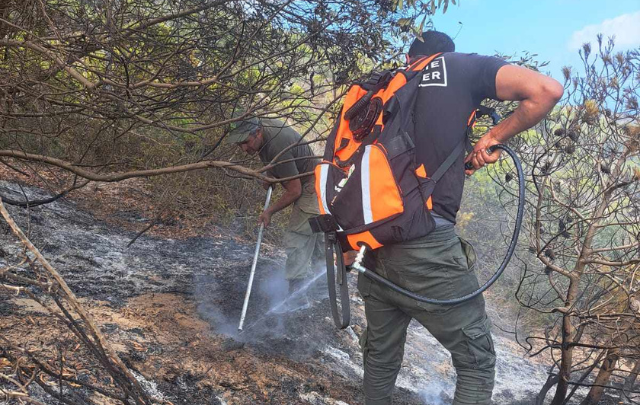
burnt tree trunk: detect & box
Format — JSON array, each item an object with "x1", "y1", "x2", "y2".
[
  {"x1": 579, "y1": 348, "x2": 620, "y2": 405},
  {"x1": 550, "y1": 278, "x2": 580, "y2": 405},
  {"x1": 550, "y1": 314, "x2": 574, "y2": 404}
]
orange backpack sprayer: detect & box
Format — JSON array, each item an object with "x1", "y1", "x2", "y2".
[{"x1": 309, "y1": 57, "x2": 525, "y2": 329}]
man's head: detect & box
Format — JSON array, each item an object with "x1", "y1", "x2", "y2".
[
  {"x1": 407, "y1": 30, "x2": 455, "y2": 62},
  {"x1": 227, "y1": 117, "x2": 263, "y2": 155}
]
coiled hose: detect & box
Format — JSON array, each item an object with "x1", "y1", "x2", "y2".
[{"x1": 352, "y1": 144, "x2": 525, "y2": 305}]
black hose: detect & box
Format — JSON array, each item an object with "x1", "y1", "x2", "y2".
[{"x1": 358, "y1": 144, "x2": 525, "y2": 305}]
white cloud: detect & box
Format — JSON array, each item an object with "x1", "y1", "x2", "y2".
[{"x1": 568, "y1": 11, "x2": 640, "y2": 50}]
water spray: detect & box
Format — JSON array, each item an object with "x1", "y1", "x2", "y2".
[{"x1": 236, "y1": 270, "x2": 326, "y2": 336}]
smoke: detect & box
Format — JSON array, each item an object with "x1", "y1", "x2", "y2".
[
  {"x1": 193, "y1": 258, "x2": 329, "y2": 344},
  {"x1": 310, "y1": 259, "x2": 329, "y2": 300},
  {"x1": 420, "y1": 381, "x2": 453, "y2": 405},
  {"x1": 194, "y1": 273, "x2": 240, "y2": 337},
  {"x1": 257, "y1": 267, "x2": 289, "y2": 311}
]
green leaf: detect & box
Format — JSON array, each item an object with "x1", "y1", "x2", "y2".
[
  {"x1": 398, "y1": 17, "x2": 412, "y2": 27},
  {"x1": 443, "y1": 0, "x2": 449, "y2": 13},
  {"x1": 418, "y1": 14, "x2": 427, "y2": 32}
]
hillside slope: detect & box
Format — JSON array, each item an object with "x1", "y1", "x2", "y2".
[{"x1": 0, "y1": 179, "x2": 549, "y2": 405}]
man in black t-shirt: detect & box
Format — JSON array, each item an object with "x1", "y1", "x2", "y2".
[{"x1": 356, "y1": 31, "x2": 563, "y2": 405}]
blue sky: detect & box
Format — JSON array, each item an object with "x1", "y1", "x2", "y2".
[{"x1": 429, "y1": 0, "x2": 640, "y2": 81}]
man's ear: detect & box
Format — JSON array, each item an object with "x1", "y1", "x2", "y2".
[{"x1": 405, "y1": 54, "x2": 411, "y2": 64}]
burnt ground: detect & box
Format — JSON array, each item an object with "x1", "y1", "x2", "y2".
[
  {"x1": 0, "y1": 179, "x2": 426, "y2": 405},
  {"x1": 2, "y1": 177, "x2": 621, "y2": 405}
]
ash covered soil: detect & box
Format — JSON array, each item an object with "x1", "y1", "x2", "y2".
[{"x1": 0, "y1": 179, "x2": 552, "y2": 405}]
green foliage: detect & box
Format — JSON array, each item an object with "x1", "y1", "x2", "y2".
[{"x1": 0, "y1": 0, "x2": 452, "y2": 232}]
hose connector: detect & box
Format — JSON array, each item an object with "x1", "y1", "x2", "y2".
[{"x1": 352, "y1": 245, "x2": 368, "y2": 274}]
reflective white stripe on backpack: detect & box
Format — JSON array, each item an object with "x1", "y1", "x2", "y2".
[
  {"x1": 361, "y1": 146, "x2": 373, "y2": 224},
  {"x1": 319, "y1": 164, "x2": 331, "y2": 215}
]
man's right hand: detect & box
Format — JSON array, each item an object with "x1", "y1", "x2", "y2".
[
  {"x1": 262, "y1": 181, "x2": 271, "y2": 190},
  {"x1": 258, "y1": 210, "x2": 272, "y2": 227},
  {"x1": 464, "y1": 132, "x2": 502, "y2": 175}
]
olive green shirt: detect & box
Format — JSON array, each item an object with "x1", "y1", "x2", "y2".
[{"x1": 258, "y1": 118, "x2": 319, "y2": 186}]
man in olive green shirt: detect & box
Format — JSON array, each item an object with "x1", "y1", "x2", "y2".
[{"x1": 228, "y1": 116, "x2": 325, "y2": 300}]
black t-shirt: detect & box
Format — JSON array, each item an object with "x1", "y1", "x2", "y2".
[{"x1": 412, "y1": 52, "x2": 508, "y2": 223}]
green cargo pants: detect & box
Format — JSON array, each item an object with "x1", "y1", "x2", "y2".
[
  {"x1": 283, "y1": 181, "x2": 325, "y2": 281},
  {"x1": 357, "y1": 226, "x2": 495, "y2": 405}
]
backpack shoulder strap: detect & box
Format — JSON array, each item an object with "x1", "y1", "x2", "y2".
[
  {"x1": 432, "y1": 104, "x2": 500, "y2": 184},
  {"x1": 408, "y1": 53, "x2": 443, "y2": 72},
  {"x1": 356, "y1": 70, "x2": 393, "y2": 91},
  {"x1": 430, "y1": 138, "x2": 467, "y2": 183}
]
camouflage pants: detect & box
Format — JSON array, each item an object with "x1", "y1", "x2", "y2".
[
  {"x1": 283, "y1": 182, "x2": 324, "y2": 281},
  {"x1": 357, "y1": 226, "x2": 495, "y2": 405}
]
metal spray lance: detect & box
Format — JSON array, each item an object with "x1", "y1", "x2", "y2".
[{"x1": 238, "y1": 186, "x2": 273, "y2": 330}]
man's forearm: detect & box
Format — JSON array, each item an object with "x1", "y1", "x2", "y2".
[
  {"x1": 488, "y1": 97, "x2": 558, "y2": 144},
  {"x1": 266, "y1": 189, "x2": 300, "y2": 216},
  {"x1": 465, "y1": 68, "x2": 563, "y2": 172},
  {"x1": 489, "y1": 65, "x2": 564, "y2": 144}
]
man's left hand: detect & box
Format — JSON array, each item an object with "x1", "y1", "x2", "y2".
[{"x1": 343, "y1": 251, "x2": 357, "y2": 266}]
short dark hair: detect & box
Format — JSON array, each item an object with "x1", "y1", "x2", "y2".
[{"x1": 407, "y1": 30, "x2": 455, "y2": 57}]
